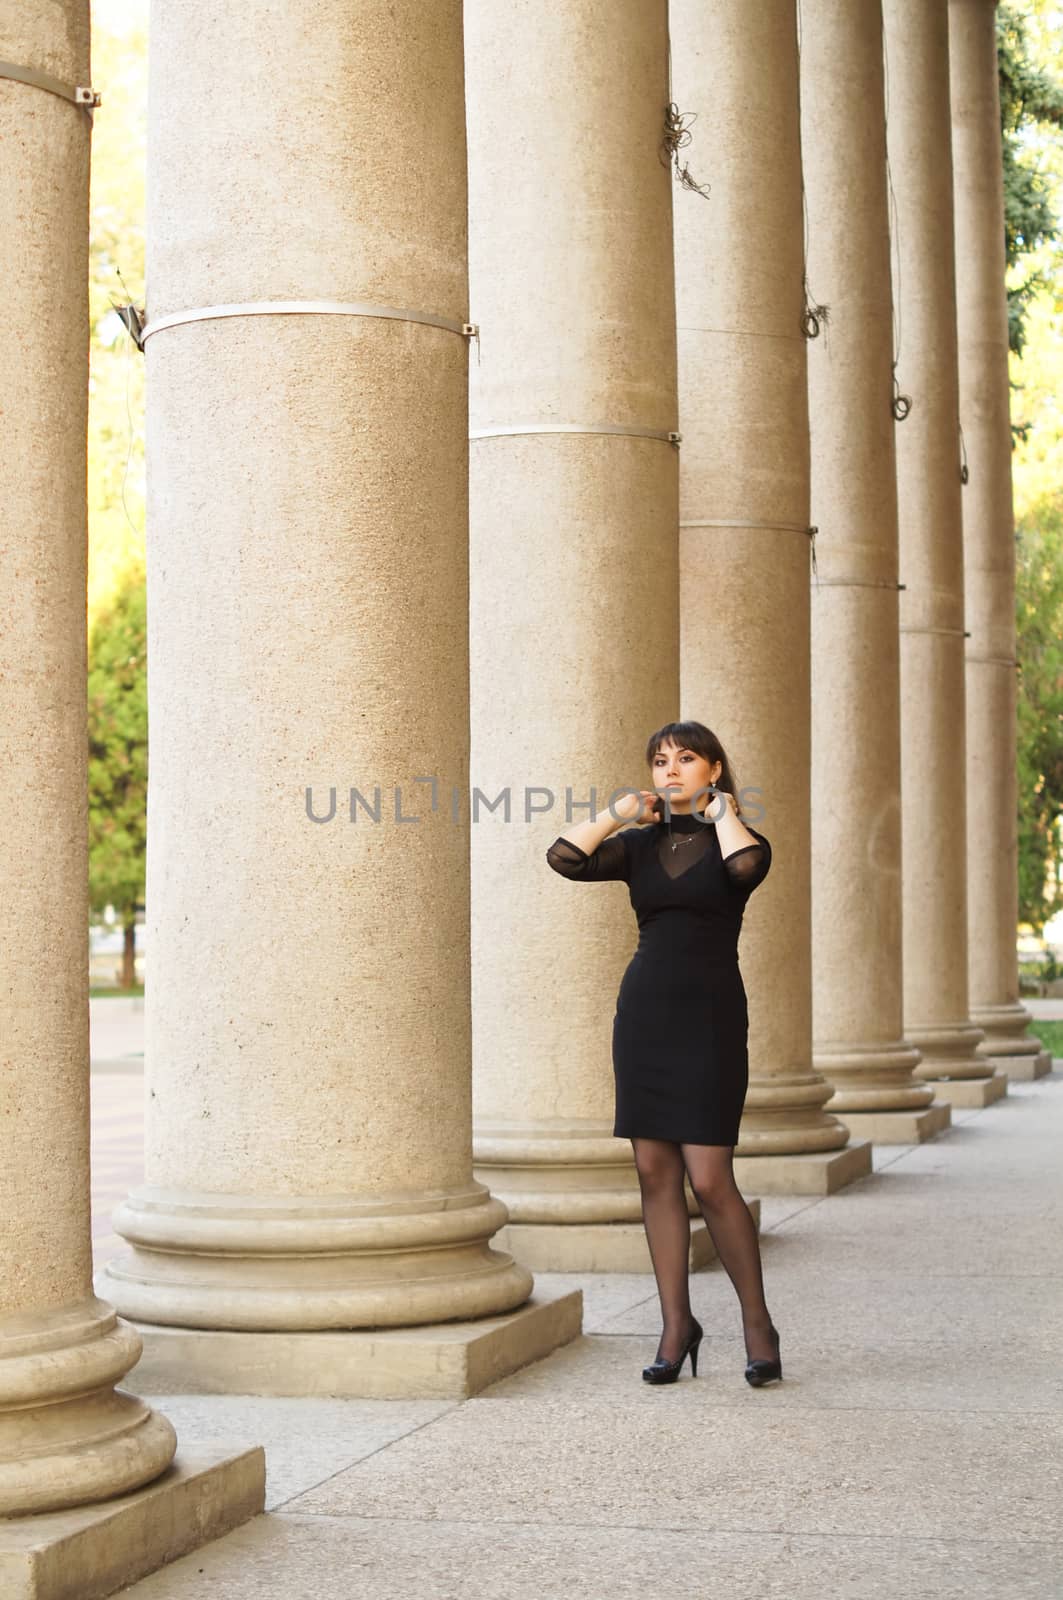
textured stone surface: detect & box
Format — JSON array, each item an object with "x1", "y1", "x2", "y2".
[
  {"x1": 465, "y1": 0, "x2": 681, "y2": 1243},
  {"x1": 107, "y1": 1513, "x2": 1063, "y2": 1600},
  {"x1": 919, "y1": 1073, "x2": 1008, "y2": 1107},
  {"x1": 96, "y1": 0, "x2": 538, "y2": 1338},
  {"x1": 671, "y1": 0, "x2": 855, "y2": 1162},
  {"x1": 0, "y1": 0, "x2": 178, "y2": 1524},
  {"x1": 0, "y1": 1451, "x2": 264, "y2": 1600},
  {"x1": 835, "y1": 1105, "x2": 952, "y2": 1143},
  {"x1": 951, "y1": 0, "x2": 1040, "y2": 1065},
  {"x1": 111, "y1": 1071, "x2": 1063, "y2": 1597},
  {"x1": 885, "y1": 0, "x2": 989, "y2": 1086},
  {"x1": 802, "y1": 0, "x2": 929, "y2": 1121},
  {"x1": 286, "y1": 1398, "x2": 1063, "y2": 1542},
  {"x1": 123, "y1": 1397, "x2": 457, "y2": 1511},
  {"x1": 118, "y1": 1289, "x2": 583, "y2": 1399},
  {"x1": 732, "y1": 1141, "x2": 873, "y2": 1193}
]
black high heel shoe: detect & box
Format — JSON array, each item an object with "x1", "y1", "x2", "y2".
[
  {"x1": 744, "y1": 1323, "x2": 782, "y2": 1387},
  {"x1": 642, "y1": 1316, "x2": 703, "y2": 1384}
]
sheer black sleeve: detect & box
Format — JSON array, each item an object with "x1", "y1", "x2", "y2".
[
  {"x1": 721, "y1": 829, "x2": 772, "y2": 897},
  {"x1": 545, "y1": 829, "x2": 630, "y2": 883}
]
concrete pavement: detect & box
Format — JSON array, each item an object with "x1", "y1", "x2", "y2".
[{"x1": 89, "y1": 1042, "x2": 1063, "y2": 1598}]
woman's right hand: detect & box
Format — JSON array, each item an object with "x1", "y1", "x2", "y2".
[{"x1": 612, "y1": 788, "x2": 665, "y2": 827}]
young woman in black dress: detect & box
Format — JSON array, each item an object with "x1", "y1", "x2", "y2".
[{"x1": 545, "y1": 720, "x2": 782, "y2": 1388}]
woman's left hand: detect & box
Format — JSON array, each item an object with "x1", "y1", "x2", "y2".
[{"x1": 711, "y1": 788, "x2": 740, "y2": 821}]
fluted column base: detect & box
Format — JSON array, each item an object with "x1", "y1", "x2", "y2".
[
  {"x1": 816, "y1": 1041, "x2": 933, "y2": 1111},
  {"x1": 98, "y1": 1182, "x2": 533, "y2": 1332},
  {"x1": 974, "y1": 996, "x2": 1054, "y2": 1077},
  {"x1": 908, "y1": 1019, "x2": 990, "y2": 1081},
  {"x1": 818, "y1": 1041, "x2": 950, "y2": 1138},
  {"x1": 971, "y1": 1000, "x2": 1048, "y2": 1066},
  {"x1": 730, "y1": 1075, "x2": 870, "y2": 1190},
  {"x1": 733, "y1": 1077, "x2": 873, "y2": 1189},
  {"x1": 908, "y1": 1016, "x2": 1007, "y2": 1104},
  {"x1": 473, "y1": 1119, "x2": 696, "y2": 1224},
  {"x1": 492, "y1": 1218, "x2": 725, "y2": 1274},
  {"x1": 736, "y1": 1073, "x2": 855, "y2": 1156},
  {"x1": 0, "y1": 1299, "x2": 176, "y2": 1517},
  {"x1": 474, "y1": 1122, "x2": 765, "y2": 1271}
]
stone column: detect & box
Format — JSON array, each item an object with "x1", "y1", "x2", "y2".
[
  {"x1": 0, "y1": 0, "x2": 177, "y2": 1520},
  {"x1": 0, "y1": 0, "x2": 262, "y2": 1576},
  {"x1": 672, "y1": 0, "x2": 870, "y2": 1193},
  {"x1": 465, "y1": 1, "x2": 705, "y2": 1269},
  {"x1": 801, "y1": 0, "x2": 948, "y2": 1144},
  {"x1": 950, "y1": 0, "x2": 1051, "y2": 1080},
  {"x1": 885, "y1": 0, "x2": 1005, "y2": 1107},
  {"x1": 98, "y1": 0, "x2": 578, "y2": 1397}
]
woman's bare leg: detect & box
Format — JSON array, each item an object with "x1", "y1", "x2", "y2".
[
  {"x1": 681, "y1": 1141, "x2": 776, "y2": 1362},
  {"x1": 631, "y1": 1136, "x2": 695, "y2": 1362}
]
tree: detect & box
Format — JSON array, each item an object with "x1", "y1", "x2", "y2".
[
  {"x1": 1015, "y1": 496, "x2": 1063, "y2": 932},
  {"x1": 997, "y1": 3, "x2": 1063, "y2": 359},
  {"x1": 88, "y1": 560, "x2": 148, "y2": 987},
  {"x1": 88, "y1": 10, "x2": 147, "y2": 624}
]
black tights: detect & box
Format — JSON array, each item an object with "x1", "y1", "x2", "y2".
[{"x1": 632, "y1": 1137, "x2": 775, "y2": 1364}]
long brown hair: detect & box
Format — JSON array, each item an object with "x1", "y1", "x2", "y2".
[{"x1": 644, "y1": 719, "x2": 741, "y2": 815}]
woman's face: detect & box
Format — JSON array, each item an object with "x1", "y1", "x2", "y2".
[{"x1": 651, "y1": 740, "x2": 722, "y2": 812}]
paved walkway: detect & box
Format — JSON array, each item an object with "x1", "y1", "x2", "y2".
[{"x1": 88, "y1": 1022, "x2": 1063, "y2": 1599}]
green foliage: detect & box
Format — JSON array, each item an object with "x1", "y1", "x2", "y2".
[
  {"x1": 86, "y1": 11, "x2": 148, "y2": 974},
  {"x1": 1015, "y1": 496, "x2": 1063, "y2": 931},
  {"x1": 88, "y1": 13, "x2": 147, "y2": 623},
  {"x1": 1031, "y1": 1019, "x2": 1063, "y2": 1054},
  {"x1": 997, "y1": 4, "x2": 1063, "y2": 358},
  {"x1": 88, "y1": 561, "x2": 148, "y2": 932}
]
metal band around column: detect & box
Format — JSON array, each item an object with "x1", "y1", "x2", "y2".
[
  {"x1": 966, "y1": 653, "x2": 1019, "y2": 667},
  {"x1": 811, "y1": 577, "x2": 907, "y2": 591},
  {"x1": 680, "y1": 515, "x2": 819, "y2": 573},
  {"x1": 138, "y1": 300, "x2": 478, "y2": 347},
  {"x1": 0, "y1": 59, "x2": 100, "y2": 113},
  {"x1": 472, "y1": 423, "x2": 681, "y2": 444},
  {"x1": 899, "y1": 625, "x2": 972, "y2": 638},
  {"x1": 680, "y1": 518, "x2": 811, "y2": 533}
]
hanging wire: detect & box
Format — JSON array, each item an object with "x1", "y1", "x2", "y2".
[
  {"x1": 660, "y1": 102, "x2": 711, "y2": 196},
  {"x1": 959, "y1": 420, "x2": 970, "y2": 484},
  {"x1": 882, "y1": 21, "x2": 913, "y2": 422},
  {"x1": 662, "y1": 35, "x2": 710, "y2": 197},
  {"x1": 109, "y1": 266, "x2": 146, "y2": 540},
  {"x1": 795, "y1": 0, "x2": 830, "y2": 342},
  {"x1": 795, "y1": 0, "x2": 825, "y2": 594}
]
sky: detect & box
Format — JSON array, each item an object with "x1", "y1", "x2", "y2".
[{"x1": 92, "y1": 0, "x2": 146, "y2": 36}]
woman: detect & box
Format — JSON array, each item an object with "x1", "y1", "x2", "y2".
[{"x1": 545, "y1": 720, "x2": 781, "y2": 1388}]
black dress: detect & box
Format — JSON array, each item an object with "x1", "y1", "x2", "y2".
[{"x1": 545, "y1": 809, "x2": 772, "y2": 1145}]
